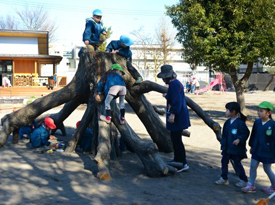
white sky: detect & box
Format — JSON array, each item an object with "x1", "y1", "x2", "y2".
[{"x1": 0, "y1": 0, "x2": 180, "y2": 46}]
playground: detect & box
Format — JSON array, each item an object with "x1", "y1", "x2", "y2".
[{"x1": 0, "y1": 90, "x2": 275, "y2": 205}]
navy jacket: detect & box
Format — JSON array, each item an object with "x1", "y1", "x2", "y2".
[
  {"x1": 106, "y1": 40, "x2": 132, "y2": 59},
  {"x1": 79, "y1": 128, "x2": 93, "y2": 152},
  {"x1": 249, "y1": 119, "x2": 275, "y2": 159},
  {"x1": 165, "y1": 79, "x2": 190, "y2": 131},
  {"x1": 97, "y1": 72, "x2": 126, "y2": 95},
  {"x1": 19, "y1": 120, "x2": 38, "y2": 139},
  {"x1": 82, "y1": 17, "x2": 106, "y2": 44},
  {"x1": 31, "y1": 125, "x2": 50, "y2": 148},
  {"x1": 221, "y1": 118, "x2": 250, "y2": 156}
]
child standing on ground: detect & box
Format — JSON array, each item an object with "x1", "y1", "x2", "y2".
[
  {"x1": 215, "y1": 102, "x2": 250, "y2": 187},
  {"x1": 96, "y1": 64, "x2": 126, "y2": 125},
  {"x1": 242, "y1": 101, "x2": 275, "y2": 194},
  {"x1": 82, "y1": 9, "x2": 107, "y2": 52}
]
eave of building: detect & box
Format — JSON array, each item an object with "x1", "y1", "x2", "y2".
[
  {"x1": 0, "y1": 29, "x2": 48, "y2": 38},
  {"x1": 0, "y1": 54, "x2": 62, "y2": 63}
]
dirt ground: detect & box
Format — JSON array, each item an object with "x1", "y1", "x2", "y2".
[{"x1": 1, "y1": 90, "x2": 275, "y2": 205}]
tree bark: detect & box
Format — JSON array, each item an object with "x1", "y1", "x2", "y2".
[
  {"x1": 130, "y1": 80, "x2": 222, "y2": 141},
  {"x1": 230, "y1": 62, "x2": 253, "y2": 113},
  {"x1": 264, "y1": 74, "x2": 275, "y2": 91},
  {"x1": 111, "y1": 105, "x2": 169, "y2": 177}
]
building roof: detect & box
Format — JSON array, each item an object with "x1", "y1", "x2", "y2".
[
  {"x1": 0, "y1": 29, "x2": 48, "y2": 37},
  {"x1": 0, "y1": 54, "x2": 62, "y2": 63}
]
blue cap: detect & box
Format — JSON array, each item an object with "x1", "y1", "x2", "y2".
[
  {"x1": 120, "y1": 35, "x2": 134, "y2": 47},
  {"x1": 93, "y1": 9, "x2": 102, "y2": 16}
]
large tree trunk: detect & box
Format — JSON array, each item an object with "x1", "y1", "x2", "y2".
[
  {"x1": 0, "y1": 51, "x2": 222, "y2": 178},
  {"x1": 264, "y1": 74, "x2": 275, "y2": 91},
  {"x1": 230, "y1": 62, "x2": 253, "y2": 113}
]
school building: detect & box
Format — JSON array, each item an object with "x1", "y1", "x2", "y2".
[{"x1": 0, "y1": 29, "x2": 64, "y2": 87}]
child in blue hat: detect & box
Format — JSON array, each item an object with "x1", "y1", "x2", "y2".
[
  {"x1": 242, "y1": 101, "x2": 275, "y2": 194},
  {"x1": 106, "y1": 35, "x2": 143, "y2": 84},
  {"x1": 82, "y1": 9, "x2": 107, "y2": 52},
  {"x1": 215, "y1": 102, "x2": 250, "y2": 187}
]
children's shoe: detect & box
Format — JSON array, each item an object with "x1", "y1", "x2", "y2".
[
  {"x1": 242, "y1": 182, "x2": 256, "y2": 193},
  {"x1": 235, "y1": 180, "x2": 247, "y2": 188},
  {"x1": 100, "y1": 115, "x2": 111, "y2": 124},
  {"x1": 120, "y1": 117, "x2": 125, "y2": 125},
  {"x1": 177, "y1": 164, "x2": 189, "y2": 173},
  {"x1": 262, "y1": 186, "x2": 275, "y2": 194},
  {"x1": 215, "y1": 177, "x2": 229, "y2": 185}
]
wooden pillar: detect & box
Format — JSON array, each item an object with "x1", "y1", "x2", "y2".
[
  {"x1": 34, "y1": 61, "x2": 37, "y2": 75},
  {"x1": 53, "y1": 61, "x2": 56, "y2": 74},
  {"x1": 12, "y1": 60, "x2": 15, "y2": 86}
]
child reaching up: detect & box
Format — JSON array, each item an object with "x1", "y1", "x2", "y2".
[
  {"x1": 215, "y1": 102, "x2": 250, "y2": 187},
  {"x1": 97, "y1": 64, "x2": 126, "y2": 124},
  {"x1": 242, "y1": 101, "x2": 275, "y2": 194}
]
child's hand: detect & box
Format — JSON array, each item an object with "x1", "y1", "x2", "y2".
[
  {"x1": 95, "y1": 94, "x2": 103, "y2": 102},
  {"x1": 232, "y1": 139, "x2": 240, "y2": 145},
  {"x1": 168, "y1": 114, "x2": 175, "y2": 123},
  {"x1": 49, "y1": 135, "x2": 56, "y2": 140},
  {"x1": 102, "y1": 31, "x2": 107, "y2": 36},
  {"x1": 84, "y1": 40, "x2": 89, "y2": 45},
  {"x1": 111, "y1": 50, "x2": 119, "y2": 54}
]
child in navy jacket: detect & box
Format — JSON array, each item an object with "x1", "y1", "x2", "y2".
[
  {"x1": 97, "y1": 64, "x2": 126, "y2": 125},
  {"x1": 242, "y1": 101, "x2": 275, "y2": 194},
  {"x1": 215, "y1": 102, "x2": 250, "y2": 187},
  {"x1": 82, "y1": 9, "x2": 107, "y2": 52}
]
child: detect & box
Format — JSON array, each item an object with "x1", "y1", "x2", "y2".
[
  {"x1": 215, "y1": 102, "x2": 250, "y2": 187},
  {"x1": 31, "y1": 117, "x2": 56, "y2": 148},
  {"x1": 76, "y1": 121, "x2": 93, "y2": 153},
  {"x1": 242, "y1": 101, "x2": 275, "y2": 194},
  {"x1": 97, "y1": 64, "x2": 126, "y2": 125},
  {"x1": 82, "y1": 9, "x2": 107, "y2": 52},
  {"x1": 19, "y1": 120, "x2": 38, "y2": 140},
  {"x1": 106, "y1": 35, "x2": 143, "y2": 84}
]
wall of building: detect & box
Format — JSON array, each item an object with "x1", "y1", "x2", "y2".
[{"x1": 0, "y1": 37, "x2": 38, "y2": 55}]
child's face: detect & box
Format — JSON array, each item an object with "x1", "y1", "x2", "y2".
[
  {"x1": 93, "y1": 15, "x2": 102, "y2": 23},
  {"x1": 121, "y1": 43, "x2": 127, "y2": 48},
  {"x1": 258, "y1": 108, "x2": 271, "y2": 120},
  {"x1": 226, "y1": 109, "x2": 236, "y2": 118}
]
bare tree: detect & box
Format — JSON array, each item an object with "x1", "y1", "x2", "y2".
[
  {"x1": 0, "y1": 15, "x2": 18, "y2": 29},
  {"x1": 131, "y1": 27, "x2": 152, "y2": 70},
  {"x1": 15, "y1": 5, "x2": 57, "y2": 42},
  {"x1": 155, "y1": 17, "x2": 175, "y2": 65},
  {"x1": 264, "y1": 66, "x2": 275, "y2": 91}
]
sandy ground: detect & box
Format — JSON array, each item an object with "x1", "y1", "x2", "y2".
[{"x1": 1, "y1": 90, "x2": 275, "y2": 205}]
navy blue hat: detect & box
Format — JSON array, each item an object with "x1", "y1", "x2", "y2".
[{"x1": 157, "y1": 65, "x2": 176, "y2": 78}]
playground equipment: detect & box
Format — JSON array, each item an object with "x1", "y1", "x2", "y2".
[{"x1": 195, "y1": 74, "x2": 227, "y2": 94}]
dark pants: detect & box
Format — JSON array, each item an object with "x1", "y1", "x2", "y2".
[
  {"x1": 126, "y1": 61, "x2": 142, "y2": 80},
  {"x1": 221, "y1": 151, "x2": 248, "y2": 181},
  {"x1": 171, "y1": 130, "x2": 187, "y2": 165}
]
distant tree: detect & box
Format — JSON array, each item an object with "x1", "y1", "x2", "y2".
[
  {"x1": 0, "y1": 5, "x2": 58, "y2": 43},
  {"x1": 0, "y1": 15, "x2": 18, "y2": 29},
  {"x1": 98, "y1": 26, "x2": 112, "y2": 52},
  {"x1": 131, "y1": 27, "x2": 152, "y2": 70},
  {"x1": 167, "y1": 0, "x2": 275, "y2": 112},
  {"x1": 264, "y1": 67, "x2": 275, "y2": 91}
]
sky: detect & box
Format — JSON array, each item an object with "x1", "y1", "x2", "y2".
[{"x1": 0, "y1": 0, "x2": 180, "y2": 46}]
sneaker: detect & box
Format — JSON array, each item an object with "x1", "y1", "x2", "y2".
[
  {"x1": 177, "y1": 164, "x2": 189, "y2": 173},
  {"x1": 235, "y1": 180, "x2": 247, "y2": 188},
  {"x1": 100, "y1": 115, "x2": 111, "y2": 123},
  {"x1": 120, "y1": 117, "x2": 125, "y2": 125},
  {"x1": 215, "y1": 177, "x2": 229, "y2": 185},
  {"x1": 242, "y1": 182, "x2": 256, "y2": 193},
  {"x1": 262, "y1": 186, "x2": 275, "y2": 194}
]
